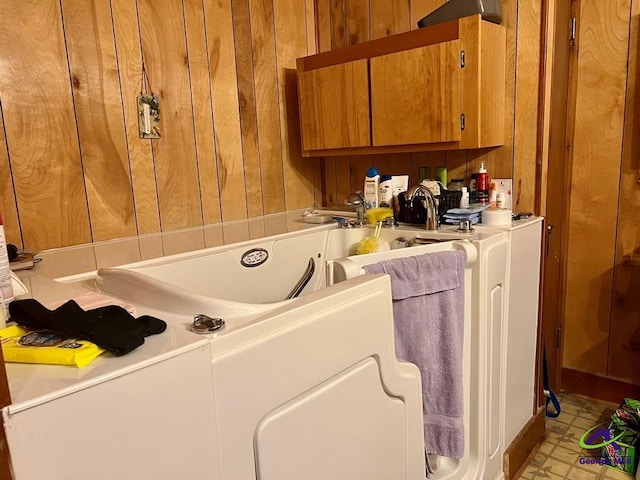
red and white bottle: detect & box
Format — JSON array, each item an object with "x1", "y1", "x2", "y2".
[{"x1": 476, "y1": 162, "x2": 489, "y2": 203}]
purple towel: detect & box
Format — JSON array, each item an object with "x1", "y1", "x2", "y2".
[{"x1": 364, "y1": 250, "x2": 466, "y2": 458}]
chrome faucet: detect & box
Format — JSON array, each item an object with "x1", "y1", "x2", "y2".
[
  {"x1": 406, "y1": 185, "x2": 440, "y2": 231},
  {"x1": 344, "y1": 191, "x2": 366, "y2": 226}
]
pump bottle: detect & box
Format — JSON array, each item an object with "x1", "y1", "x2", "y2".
[{"x1": 476, "y1": 162, "x2": 489, "y2": 203}]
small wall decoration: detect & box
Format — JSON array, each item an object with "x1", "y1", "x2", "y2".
[{"x1": 137, "y1": 62, "x2": 161, "y2": 139}]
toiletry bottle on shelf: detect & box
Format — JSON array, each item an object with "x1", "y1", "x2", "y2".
[
  {"x1": 488, "y1": 181, "x2": 498, "y2": 205},
  {"x1": 476, "y1": 162, "x2": 489, "y2": 203},
  {"x1": 460, "y1": 187, "x2": 470, "y2": 208},
  {"x1": 364, "y1": 167, "x2": 380, "y2": 210},
  {"x1": 470, "y1": 173, "x2": 477, "y2": 203},
  {"x1": 379, "y1": 175, "x2": 393, "y2": 207},
  {"x1": 0, "y1": 212, "x2": 14, "y2": 325}
]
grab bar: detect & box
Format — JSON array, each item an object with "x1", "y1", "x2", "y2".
[
  {"x1": 331, "y1": 240, "x2": 477, "y2": 283},
  {"x1": 286, "y1": 257, "x2": 315, "y2": 299}
]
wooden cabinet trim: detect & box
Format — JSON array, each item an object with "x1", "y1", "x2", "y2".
[
  {"x1": 297, "y1": 19, "x2": 459, "y2": 72},
  {"x1": 302, "y1": 141, "x2": 465, "y2": 157}
]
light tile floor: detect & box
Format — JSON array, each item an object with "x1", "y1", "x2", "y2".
[{"x1": 520, "y1": 392, "x2": 635, "y2": 480}]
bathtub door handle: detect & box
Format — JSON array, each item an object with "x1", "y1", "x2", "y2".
[{"x1": 286, "y1": 257, "x2": 315, "y2": 300}]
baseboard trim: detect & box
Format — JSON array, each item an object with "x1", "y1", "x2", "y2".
[
  {"x1": 561, "y1": 368, "x2": 640, "y2": 404},
  {"x1": 503, "y1": 407, "x2": 546, "y2": 480}
]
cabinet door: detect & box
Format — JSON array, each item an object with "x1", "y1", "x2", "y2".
[
  {"x1": 298, "y1": 60, "x2": 370, "y2": 151},
  {"x1": 370, "y1": 40, "x2": 461, "y2": 146}
]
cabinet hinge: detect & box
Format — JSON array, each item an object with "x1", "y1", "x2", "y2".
[
  {"x1": 460, "y1": 50, "x2": 465, "y2": 68},
  {"x1": 570, "y1": 16, "x2": 576, "y2": 46},
  {"x1": 556, "y1": 327, "x2": 562, "y2": 348},
  {"x1": 460, "y1": 113, "x2": 465, "y2": 131}
]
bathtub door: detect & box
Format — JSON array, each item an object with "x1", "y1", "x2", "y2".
[{"x1": 208, "y1": 274, "x2": 425, "y2": 480}]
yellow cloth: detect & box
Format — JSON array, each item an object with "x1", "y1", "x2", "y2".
[{"x1": 0, "y1": 325, "x2": 105, "y2": 368}]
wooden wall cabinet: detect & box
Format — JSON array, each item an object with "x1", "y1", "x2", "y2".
[{"x1": 296, "y1": 15, "x2": 506, "y2": 157}]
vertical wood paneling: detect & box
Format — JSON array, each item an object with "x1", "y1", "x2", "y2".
[
  {"x1": 306, "y1": 0, "x2": 317, "y2": 55},
  {"x1": 0, "y1": 0, "x2": 91, "y2": 250},
  {"x1": 512, "y1": 0, "x2": 542, "y2": 213},
  {"x1": 410, "y1": 152, "x2": 445, "y2": 185},
  {"x1": 317, "y1": 0, "x2": 332, "y2": 52},
  {"x1": 249, "y1": 0, "x2": 286, "y2": 214},
  {"x1": 330, "y1": 0, "x2": 350, "y2": 202},
  {"x1": 112, "y1": 0, "x2": 161, "y2": 235},
  {"x1": 345, "y1": 0, "x2": 371, "y2": 193},
  {"x1": 370, "y1": 0, "x2": 410, "y2": 39},
  {"x1": 375, "y1": 154, "x2": 412, "y2": 177},
  {"x1": 346, "y1": 0, "x2": 370, "y2": 45},
  {"x1": 61, "y1": 0, "x2": 137, "y2": 242},
  {"x1": 138, "y1": 0, "x2": 202, "y2": 230},
  {"x1": 562, "y1": 0, "x2": 629, "y2": 375},
  {"x1": 204, "y1": 0, "x2": 248, "y2": 221},
  {"x1": 0, "y1": 102, "x2": 22, "y2": 247},
  {"x1": 336, "y1": 158, "x2": 351, "y2": 203},
  {"x1": 324, "y1": 157, "x2": 338, "y2": 205},
  {"x1": 445, "y1": 150, "x2": 468, "y2": 184},
  {"x1": 410, "y1": 0, "x2": 441, "y2": 29},
  {"x1": 0, "y1": 0, "x2": 324, "y2": 250},
  {"x1": 274, "y1": 0, "x2": 316, "y2": 209},
  {"x1": 369, "y1": 0, "x2": 412, "y2": 186},
  {"x1": 468, "y1": 0, "x2": 518, "y2": 187},
  {"x1": 183, "y1": 0, "x2": 222, "y2": 225},
  {"x1": 232, "y1": 0, "x2": 264, "y2": 217},
  {"x1": 608, "y1": 2, "x2": 640, "y2": 383},
  {"x1": 349, "y1": 155, "x2": 371, "y2": 193},
  {"x1": 331, "y1": 0, "x2": 347, "y2": 49}
]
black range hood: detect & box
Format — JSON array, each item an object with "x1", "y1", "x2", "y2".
[{"x1": 417, "y1": 0, "x2": 502, "y2": 28}]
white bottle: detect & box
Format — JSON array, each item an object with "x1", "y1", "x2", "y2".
[
  {"x1": 460, "y1": 187, "x2": 470, "y2": 208},
  {"x1": 379, "y1": 175, "x2": 393, "y2": 207},
  {"x1": 364, "y1": 167, "x2": 380, "y2": 210},
  {"x1": 0, "y1": 212, "x2": 14, "y2": 324}
]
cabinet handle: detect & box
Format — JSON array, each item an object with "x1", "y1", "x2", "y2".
[{"x1": 546, "y1": 224, "x2": 553, "y2": 258}]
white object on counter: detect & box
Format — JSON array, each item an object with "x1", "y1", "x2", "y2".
[{"x1": 482, "y1": 208, "x2": 512, "y2": 226}]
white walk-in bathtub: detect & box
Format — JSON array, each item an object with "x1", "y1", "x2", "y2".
[{"x1": 3, "y1": 220, "x2": 529, "y2": 480}]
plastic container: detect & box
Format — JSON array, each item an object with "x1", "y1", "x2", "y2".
[
  {"x1": 435, "y1": 167, "x2": 447, "y2": 187},
  {"x1": 379, "y1": 175, "x2": 393, "y2": 207},
  {"x1": 470, "y1": 173, "x2": 478, "y2": 203},
  {"x1": 482, "y1": 208, "x2": 512, "y2": 226},
  {"x1": 476, "y1": 162, "x2": 489, "y2": 203},
  {"x1": 460, "y1": 187, "x2": 470, "y2": 208},
  {"x1": 364, "y1": 167, "x2": 380, "y2": 210},
  {"x1": 0, "y1": 212, "x2": 14, "y2": 324}
]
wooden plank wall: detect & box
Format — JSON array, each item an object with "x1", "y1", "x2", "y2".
[
  {"x1": 0, "y1": 0, "x2": 320, "y2": 251},
  {"x1": 561, "y1": 0, "x2": 630, "y2": 377},
  {"x1": 316, "y1": 0, "x2": 543, "y2": 213},
  {"x1": 558, "y1": 0, "x2": 640, "y2": 384}
]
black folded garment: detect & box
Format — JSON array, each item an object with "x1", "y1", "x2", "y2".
[{"x1": 8, "y1": 299, "x2": 167, "y2": 356}]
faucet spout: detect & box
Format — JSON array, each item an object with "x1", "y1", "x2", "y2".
[
  {"x1": 345, "y1": 191, "x2": 366, "y2": 226},
  {"x1": 406, "y1": 185, "x2": 440, "y2": 231}
]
